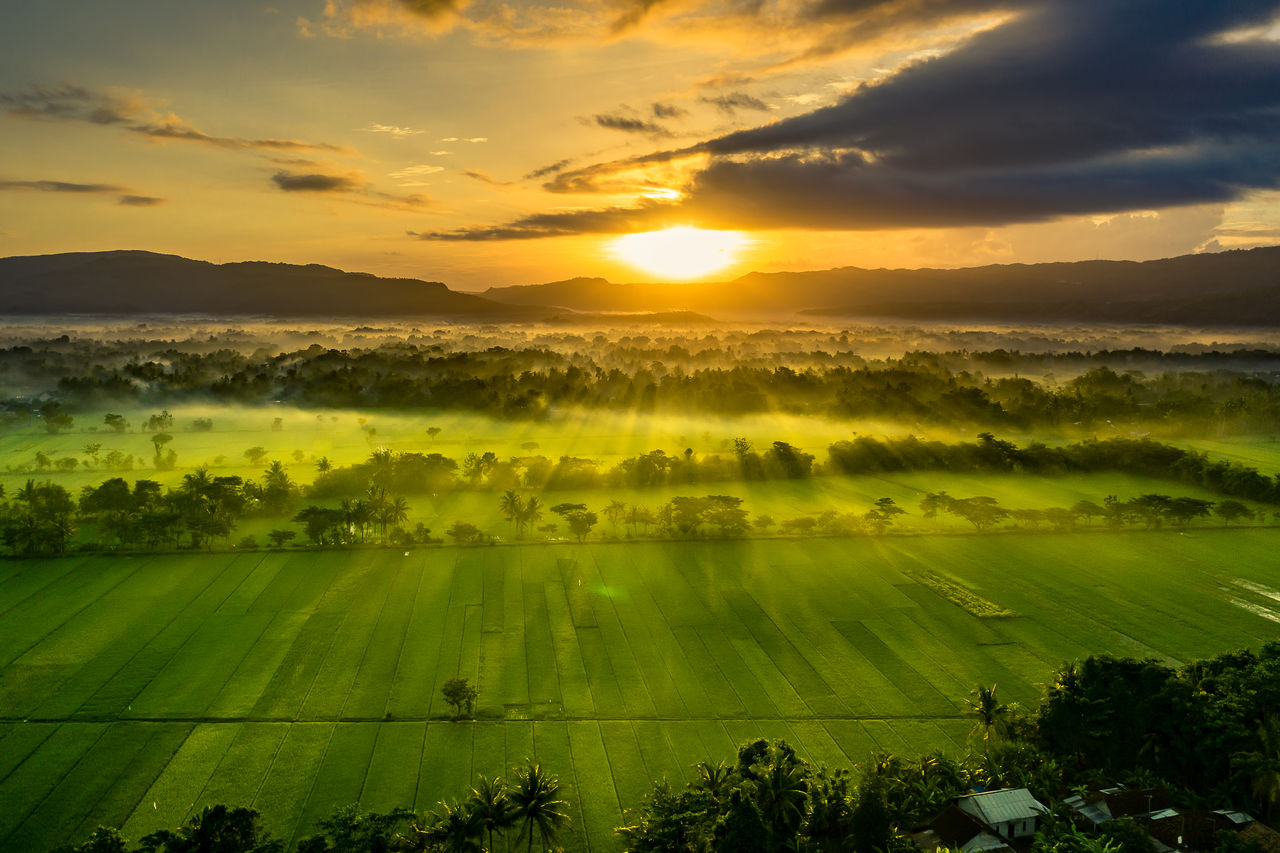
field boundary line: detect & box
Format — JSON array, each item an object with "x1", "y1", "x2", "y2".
[
  {"x1": 1, "y1": 722, "x2": 112, "y2": 848},
  {"x1": 102, "y1": 555, "x2": 270, "y2": 717},
  {"x1": 337, "y1": 556, "x2": 403, "y2": 719},
  {"x1": 0, "y1": 559, "x2": 149, "y2": 671}
]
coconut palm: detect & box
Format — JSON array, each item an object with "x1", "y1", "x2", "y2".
[
  {"x1": 967, "y1": 683, "x2": 1011, "y2": 744},
  {"x1": 518, "y1": 496, "x2": 543, "y2": 536},
  {"x1": 510, "y1": 762, "x2": 570, "y2": 853},
  {"x1": 431, "y1": 801, "x2": 485, "y2": 853},
  {"x1": 499, "y1": 491, "x2": 525, "y2": 536},
  {"x1": 693, "y1": 760, "x2": 733, "y2": 803},
  {"x1": 469, "y1": 775, "x2": 517, "y2": 853}
]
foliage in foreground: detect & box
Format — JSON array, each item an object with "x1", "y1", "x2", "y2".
[{"x1": 51, "y1": 644, "x2": 1280, "y2": 853}]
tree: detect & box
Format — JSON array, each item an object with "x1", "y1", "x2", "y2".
[
  {"x1": 137, "y1": 804, "x2": 282, "y2": 853},
  {"x1": 267, "y1": 529, "x2": 296, "y2": 548},
  {"x1": 445, "y1": 521, "x2": 484, "y2": 544},
  {"x1": 103, "y1": 413, "x2": 129, "y2": 433},
  {"x1": 152, "y1": 433, "x2": 176, "y2": 470},
  {"x1": 511, "y1": 762, "x2": 570, "y2": 853},
  {"x1": 565, "y1": 510, "x2": 598, "y2": 543},
  {"x1": 316, "y1": 456, "x2": 332, "y2": 473},
  {"x1": 420, "y1": 801, "x2": 484, "y2": 853},
  {"x1": 442, "y1": 677, "x2": 477, "y2": 719},
  {"x1": 427, "y1": 426, "x2": 442, "y2": 441},
  {"x1": 469, "y1": 776, "x2": 517, "y2": 853},
  {"x1": 865, "y1": 497, "x2": 906, "y2": 534},
  {"x1": 967, "y1": 684, "x2": 1012, "y2": 744},
  {"x1": 947, "y1": 496, "x2": 1008, "y2": 530},
  {"x1": 1215, "y1": 499, "x2": 1253, "y2": 527},
  {"x1": 519, "y1": 496, "x2": 544, "y2": 535},
  {"x1": 500, "y1": 490, "x2": 525, "y2": 536},
  {"x1": 604, "y1": 499, "x2": 627, "y2": 533},
  {"x1": 40, "y1": 401, "x2": 74, "y2": 434},
  {"x1": 244, "y1": 446, "x2": 269, "y2": 466}
]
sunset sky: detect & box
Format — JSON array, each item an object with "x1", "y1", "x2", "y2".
[{"x1": 3, "y1": 1, "x2": 1280, "y2": 289}]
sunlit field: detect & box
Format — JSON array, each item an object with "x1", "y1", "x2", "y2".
[
  {"x1": 3, "y1": 319, "x2": 1280, "y2": 852},
  {"x1": 2, "y1": 532, "x2": 1279, "y2": 851}
]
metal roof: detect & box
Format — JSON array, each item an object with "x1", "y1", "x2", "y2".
[{"x1": 958, "y1": 788, "x2": 1049, "y2": 826}]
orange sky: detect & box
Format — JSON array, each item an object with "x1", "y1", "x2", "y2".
[{"x1": 2, "y1": 1, "x2": 1279, "y2": 289}]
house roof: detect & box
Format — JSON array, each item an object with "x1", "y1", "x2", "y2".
[
  {"x1": 958, "y1": 788, "x2": 1049, "y2": 826},
  {"x1": 913, "y1": 805, "x2": 1011, "y2": 853}
]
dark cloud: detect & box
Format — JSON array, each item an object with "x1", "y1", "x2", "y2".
[
  {"x1": 0, "y1": 179, "x2": 167, "y2": 208},
  {"x1": 2, "y1": 84, "x2": 354, "y2": 155},
  {"x1": 479, "y1": 0, "x2": 1280, "y2": 238},
  {"x1": 412, "y1": 203, "x2": 674, "y2": 240},
  {"x1": 652, "y1": 102, "x2": 688, "y2": 119},
  {"x1": 589, "y1": 113, "x2": 672, "y2": 136},
  {"x1": 396, "y1": 0, "x2": 461, "y2": 17},
  {"x1": 611, "y1": 0, "x2": 670, "y2": 32},
  {"x1": 463, "y1": 170, "x2": 514, "y2": 187},
  {"x1": 271, "y1": 171, "x2": 359, "y2": 192},
  {"x1": 0, "y1": 179, "x2": 126, "y2": 193},
  {"x1": 524, "y1": 159, "x2": 573, "y2": 180},
  {"x1": 117, "y1": 195, "x2": 168, "y2": 206},
  {"x1": 699, "y1": 92, "x2": 770, "y2": 114}
]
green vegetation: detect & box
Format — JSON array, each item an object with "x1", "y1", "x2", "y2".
[{"x1": 2, "y1": 533, "x2": 1279, "y2": 851}]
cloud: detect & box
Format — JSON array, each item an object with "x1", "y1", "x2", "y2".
[
  {"x1": 652, "y1": 102, "x2": 688, "y2": 119},
  {"x1": 0, "y1": 178, "x2": 167, "y2": 207},
  {"x1": 0, "y1": 179, "x2": 127, "y2": 193},
  {"x1": 439, "y1": 136, "x2": 487, "y2": 143},
  {"x1": 360, "y1": 123, "x2": 425, "y2": 136},
  {"x1": 524, "y1": 159, "x2": 573, "y2": 180},
  {"x1": 588, "y1": 113, "x2": 671, "y2": 136},
  {"x1": 117, "y1": 195, "x2": 168, "y2": 206},
  {"x1": 411, "y1": 202, "x2": 674, "y2": 240},
  {"x1": 463, "y1": 170, "x2": 514, "y2": 187},
  {"x1": 458, "y1": 1, "x2": 1280, "y2": 239},
  {"x1": 699, "y1": 92, "x2": 770, "y2": 114},
  {"x1": 389, "y1": 164, "x2": 446, "y2": 185},
  {"x1": 271, "y1": 170, "x2": 360, "y2": 191},
  {"x1": 1, "y1": 83, "x2": 355, "y2": 155},
  {"x1": 270, "y1": 168, "x2": 429, "y2": 210}
]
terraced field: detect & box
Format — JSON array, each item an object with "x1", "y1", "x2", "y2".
[{"x1": 2, "y1": 532, "x2": 1279, "y2": 851}]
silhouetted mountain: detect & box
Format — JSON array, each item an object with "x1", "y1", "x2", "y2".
[
  {"x1": 483, "y1": 247, "x2": 1280, "y2": 325},
  {"x1": 0, "y1": 250, "x2": 547, "y2": 318}
]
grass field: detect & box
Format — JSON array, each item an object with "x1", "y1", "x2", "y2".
[{"x1": 1, "y1": 531, "x2": 1279, "y2": 851}]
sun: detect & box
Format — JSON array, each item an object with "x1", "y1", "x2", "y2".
[{"x1": 610, "y1": 227, "x2": 749, "y2": 279}]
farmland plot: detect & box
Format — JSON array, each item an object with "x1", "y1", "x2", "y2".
[{"x1": 1, "y1": 531, "x2": 1278, "y2": 851}]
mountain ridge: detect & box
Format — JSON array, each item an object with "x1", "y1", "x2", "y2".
[
  {"x1": 0, "y1": 250, "x2": 542, "y2": 318},
  {"x1": 3, "y1": 247, "x2": 1279, "y2": 324},
  {"x1": 480, "y1": 246, "x2": 1280, "y2": 325}
]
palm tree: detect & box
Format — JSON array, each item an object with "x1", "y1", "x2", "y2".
[
  {"x1": 518, "y1": 496, "x2": 543, "y2": 537},
  {"x1": 499, "y1": 490, "x2": 525, "y2": 537},
  {"x1": 754, "y1": 751, "x2": 809, "y2": 846},
  {"x1": 510, "y1": 762, "x2": 570, "y2": 853},
  {"x1": 469, "y1": 775, "x2": 517, "y2": 853},
  {"x1": 693, "y1": 760, "x2": 733, "y2": 803},
  {"x1": 429, "y1": 801, "x2": 485, "y2": 853},
  {"x1": 967, "y1": 683, "x2": 1011, "y2": 744},
  {"x1": 604, "y1": 499, "x2": 627, "y2": 533}
]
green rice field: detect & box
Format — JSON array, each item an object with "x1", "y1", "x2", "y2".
[{"x1": 2, "y1": 532, "x2": 1279, "y2": 851}]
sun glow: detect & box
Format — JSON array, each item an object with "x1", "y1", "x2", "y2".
[{"x1": 610, "y1": 227, "x2": 749, "y2": 279}]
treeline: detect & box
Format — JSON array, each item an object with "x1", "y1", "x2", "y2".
[
  {"x1": 50, "y1": 644, "x2": 1280, "y2": 853},
  {"x1": 0, "y1": 463, "x2": 307, "y2": 555},
  {"x1": 4, "y1": 338, "x2": 1280, "y2": 430},
  {"x1": 307, "y1": 435, "x2": 1280, "y2": 505}
]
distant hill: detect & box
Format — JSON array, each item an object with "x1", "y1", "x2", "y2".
[
  {"x1": 483, "y1": 247, "x2": 1280, "y2": 325},
  {"x1": 0, "y1": 250, "x2": 547, "y2": 318}
]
